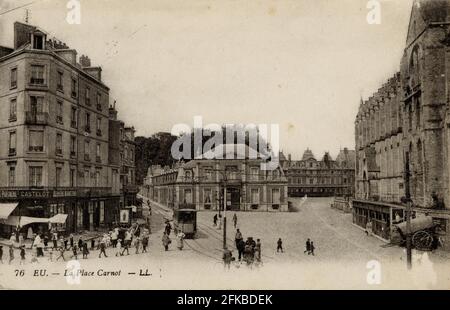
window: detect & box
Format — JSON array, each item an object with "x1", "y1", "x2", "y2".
[
  {"x1": 9, "y1": 131, "x2": 16, "y2": 155},
  {"x1": 85, "y1": 112, "x2": 91, "y2": 132},
  {"x1": 71, "y1": 78, "x2": 77, "y2": 98},
  {"x1": 33, "y1": 35, "x2": 43, "y2": 49},
  {"x1": 84, "y1": 169, "x2": 90, "y2": 187},
  {"x1": 10, "y1": 68, "x2": 17, "y2": 88},
  {"x1": 185, "y1": 170, "x2": 192, "y2": 180},
  {"x1": 84, "y1": 140, "x2": 90, "y2": 160},
  {"x1": 29, "y1": 166, "x2": 43, "y2": 187},
  {"x1": 29, "y1": 130, "x2": 44, "y2": 152},
  {"x1": 85, "y1": 87, "x2": 91, "y2": 105},
  {"x1": 96, "y1": 117, "x2": 102, "y2": 136},
  {"x1": 56, "y1": 167, "x2": 62, "y2": 187},
  {"x1": 56, "y1": 101, "x2": 63, "y2": 124},
  {"x1": 71, "y1": 107, "x2": 77, "y2": 128},
  {"x1": 9, "y1": 98, "x2": 17, "y2": 121},
  {"x1": 96, "y1": 143, "x2": 101, "y2": 162},
  {"x1": 96, "y1": 92, "x2": 102, "y2": 110},
  {"x1": 30, "y1": 96, "x2": 43, "y2": 113},
  {"x1": 70, "y1": 168, "x2": 76, "y2": 187},
  {"x1": 70, "y1": 136, "x2": 77, "y2": 156},
  {"x1": 251, "y1": 167, "x2": 259, "y2": 181},
  {"x1": 251, "y1": 188, "x2": 259, "y2": 204},
  {"x1": 30, "y1": 65, "x2": 45, "y2": 85},
  {"x1": 184, "y1": 189, "x2": 193, "y2": 204},
  {"x1": 95, "y1": 170, "x2": 100, "y2": 187},
  {"x1": 56, "y1": 133, "x2": 63, "y2": 155},
  {"x1": 8, "y1": 166, "x2": 16, "y2": 187},
  {"x1": 271, "y1": 188, "x2": 280, "y2": 204},
  {"x1": 57, "y1": 71, "x2": 63, "y2": 91},
  {"x1": 416, "y1": 97, "x2": 421, "y2": 129}
]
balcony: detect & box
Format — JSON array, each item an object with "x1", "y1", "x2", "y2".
[
  {"x1": 8, "y1": 148, "x2": 16, "y2": 156},
  {"x1": 122, "y1": 184, "x2": 139, "y2": 193},
  {"x1": 56, "y1": 115, "x2": 63, "y2": 124},
  {"x1": 95, "y1": 156, "x2": 101, "y2": 163},
  {"x1": 30, "y1": 78, "x2": 45, "y2": 85},
  {"x1": 56, "y1": 148, "x2": 63, "y2": 156},
  {"x1": 96, "y1": 103, "x2": 102, "y2": 111},
  {"x1": 84, "y1": 126, "x2": 91, "y2": 133},
  {"x1": 57, "y1": 84, "x2": 63, "y2": 92},
  {"x1": 96, "y1": 129, "x2": 102, "y2": 137},
  {"x1": 0, "y1": 186, "x2": 113, "y2": 199},
  {"x1": 25, "y1": 112, "x2": 49, "y2": 125},
  {"x1": 28, "y1": 145, "x2": 44, "y2": 152},
  {"x1": 71, "y1": 91, "x2": 77, "y2": 98}
]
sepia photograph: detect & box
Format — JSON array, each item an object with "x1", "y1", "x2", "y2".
[{"x1": 0, "y1": 0, "x2": 450, "y2": 295}]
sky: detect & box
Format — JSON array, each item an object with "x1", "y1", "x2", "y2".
[{"x1": 0, "y1": 0, "x2": 414, "y2": 160}]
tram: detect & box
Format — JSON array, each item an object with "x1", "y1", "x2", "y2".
[{"x1": 173, "y1": 209, "x2": 197, "y2": 239}]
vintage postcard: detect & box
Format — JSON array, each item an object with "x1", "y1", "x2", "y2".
[{"x1": 0, "y1": 0, "x2": 449, "y2": 292}]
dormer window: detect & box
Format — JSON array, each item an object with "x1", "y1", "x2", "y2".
[{"x1": 33, "y1": 34, "x2": 44, "y2": 50}]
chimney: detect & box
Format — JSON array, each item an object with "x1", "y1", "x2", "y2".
[
  {"x1": 54, "y1": 49, "x2": 78, "y2": 65},
  {"x1": 84, "y1": 67, "x2": 102, "y2": 81},
  {"x1": 79, "y1": 54, "x2": 91, "y2": 67}
]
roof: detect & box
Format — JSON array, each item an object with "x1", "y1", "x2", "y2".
[
  {"x1": 301, "y1": 148, "x2": 316, "y2": 161},
  {"x1": 194, "y1": 144, "x2": 271, "y2": 161}
]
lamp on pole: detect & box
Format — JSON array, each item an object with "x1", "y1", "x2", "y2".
[{"x1": 404, "y1": 151, "x2": 412, "y2": 270}]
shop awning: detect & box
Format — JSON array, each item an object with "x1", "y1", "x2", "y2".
[
  {"x1": 0, "y1": 214, "x2": 68, "y2": 226},
  {"x1": 0, "y1": 203, "x2": 18, "y2": 220},
  {"x1": 49, "y1": 214, "x2": 68, "y2": 224}
]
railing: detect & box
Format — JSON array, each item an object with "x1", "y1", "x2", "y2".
[
  {"x1": 30, "y1": 78, "x2": 45, "y2": 85},
  {"x1": 25, "y1": 112, "x2": 49, "y2": 125},
  {"x1": 123, "y1": 184, "x2": 139, "y2": 193}
]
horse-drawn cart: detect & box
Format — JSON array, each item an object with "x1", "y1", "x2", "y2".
[{"x1": 391, "y1": 217, "x2": 437, "y2": 251}]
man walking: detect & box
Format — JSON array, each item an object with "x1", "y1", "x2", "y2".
[
  {"x1": 222, "y1": 247, "x2": 233, "y2": 270},
  {"x1": 310, "y1": 241, "x2": 316, "y2": 256},
  {"x1": 99, "y1": 237, "x2": 108, "y2": 258},
  {"x1": 233, "y1": 213, "x2": 238, "y2": 228},
  {"x1": 213, "y1": 214, "x2": 218, "y2": 227},
  {"x1": 235, "y1": 229, "x2": 243, "y2": 248},
  {"x1": 304, "y1": 238, "x2": 311, "y2": 254},
  {"x1": 277, "y1": 238, "x2": 283, "y2": 253}
]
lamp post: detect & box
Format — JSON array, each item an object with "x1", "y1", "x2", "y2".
[{"x1": 404, "y1": 152, "x2": 412, "y2": 270}]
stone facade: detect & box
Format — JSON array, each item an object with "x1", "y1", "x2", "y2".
[
  {"x1": 0, "y1": 22, "x2": 136, "y2": 235},
  {"x1": 355, "y1": 0, "x2": 450, "y2": 248},
  {"x1": 281, "y1": 148, "x2": 355, "y2": 197},
  {"x1": 143, "y1": 144, "x2": 289, "y2": 212}
]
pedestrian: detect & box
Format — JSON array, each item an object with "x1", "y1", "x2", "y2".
[
  {"x1": 78, "y1": 238, "x2": 83, "y2": 250},
  {"x1": 43, "y1": 233, "x2": 49, "y2": 249},
  {"x1": 255, "y1": 239, "x2": 262, "y2": 263},
  {"x1": 213, "y1": 214, "x2": 218, "y2": 227},
  {"x1": 176, "y1": 231, "x2": 185, "y2": 251},
  {"x1": 52, "y1": 231, "x2": 58, "y2": 249},
  {"x1": 304, "y1": 238, "x2": 311, "y2": 254},
  {"x1": 19, "y1": 245, "x2": 26, "y2": 265},
  {"x1": 243, "y1": 243, "x2": 254, "y2": 266},
  {"x1": 99, "y1": 238, "x2": 108, "y2": 258},
  {"x1": 36, "y1": 235, "x2": 44, "y2": 257},
  {"x1": 31, "y1": 253, "x2": 39, "y2": 264},
  {"x1": 233, "y1": 213, "x2": 238, "y2": 228},
  {"x1": 222, "y1": 247, "x2": 233, "y2": 270},
  {"x1": 162, "y1": 232, "x2": 171, "y2": 251},
  {"x1": 124, "y1": 230, "x2": 132, "y2": 249},
  {"x1": 365, "y1": 220, "x2": 373, "y2": 236},
  {"x1": 235, "y1": 229, "x2": 243, "y2": 248},
  {"x1": 56, "y1": 246, "x2": 65, "y2": 261},
  {"x1": 310, "y1": 241, "x2": 316, "y2": 256},
  {"x1": 237, "y1": 239, "x2": 245, "y2": 261},
  {"x1": 142, "y1": 235, "x2": 149, "y2": 253},
  {"x1": 217, "y1": 214, "x2": 222, "y2": 229},
  {"x1": 90, "y1": 238, "x2": 95, "y2": 250},
  {"x1": 18, "y1": 233, "x2": 24, "y2": 246},
  {"x1": 121, "y1": 238, "x2": 130, "y2": 256},
  {"x1": 82, "y1": 242, "x2": 89, "y2": 259},
  {"x1": 69, "y1": 234, "x2": 74, "y2": 249},
  {"x1": 165, "y1": 222, "x2": 172, "y2": 236},
  {"x1": 111, "y1": 229, "x2": 118, "y2": 248},
  {"x1": 59, "y1": 235, "x2": 66, "y2": 250},
  {"x1": 72, "y1": 245, "x2": 78, "y2": 260},
  {"x1": 48, "y1": 249, "x2": 53, "y2": 262},
  {"x1": 8, "y1": 244, "x2": 14, "y2": 265},
  {"x1": 277, "y1": 238, "x2": 283, "y2": 253},
  {"x1": 134, "y1": 236, "x2": 141, "y2": 254},
  {"x1": 116, "y1": 239, "x2": 122, "y2": 257},
  {"x1": 0, "y1": 245, "x2": 3, "y2": 264},
  {"x1": 63, "y1": 237, "x2": 68, "y2": 250}
]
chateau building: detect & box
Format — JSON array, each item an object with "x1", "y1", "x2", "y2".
[
  {"x1": 143, "y1": 144, "x2": 289, "y2": 212},
  {"x1": 281, "y1": 148, "x2": 355, "y2": 197},
  {"x1": 354, "y1": 0, "x2": 450, "y2": 246},
  {"x1": 0, "y1": 22, "x2": 136, "y2": 236}
]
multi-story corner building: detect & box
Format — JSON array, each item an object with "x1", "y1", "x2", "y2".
[
  {"x1": 143, "y1": 144, "x2": 289, "y2": 212},
  {"x1": 354, "y1": 0, "x2": 450, "y2": 247},
  {"x1": 0, "y1": 22, "x2": 125, "y2": 236},
  {"x1": 281, "y1": 148, "x2": 355, "y2": 197}
]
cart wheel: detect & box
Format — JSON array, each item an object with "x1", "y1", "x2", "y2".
[{"x1": 412, "y1": 231, "x2": 433, "y2": 250}]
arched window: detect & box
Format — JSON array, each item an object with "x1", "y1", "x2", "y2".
[{"x1": 409, "y1": 45, "x2": 421, "y2": 86}]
